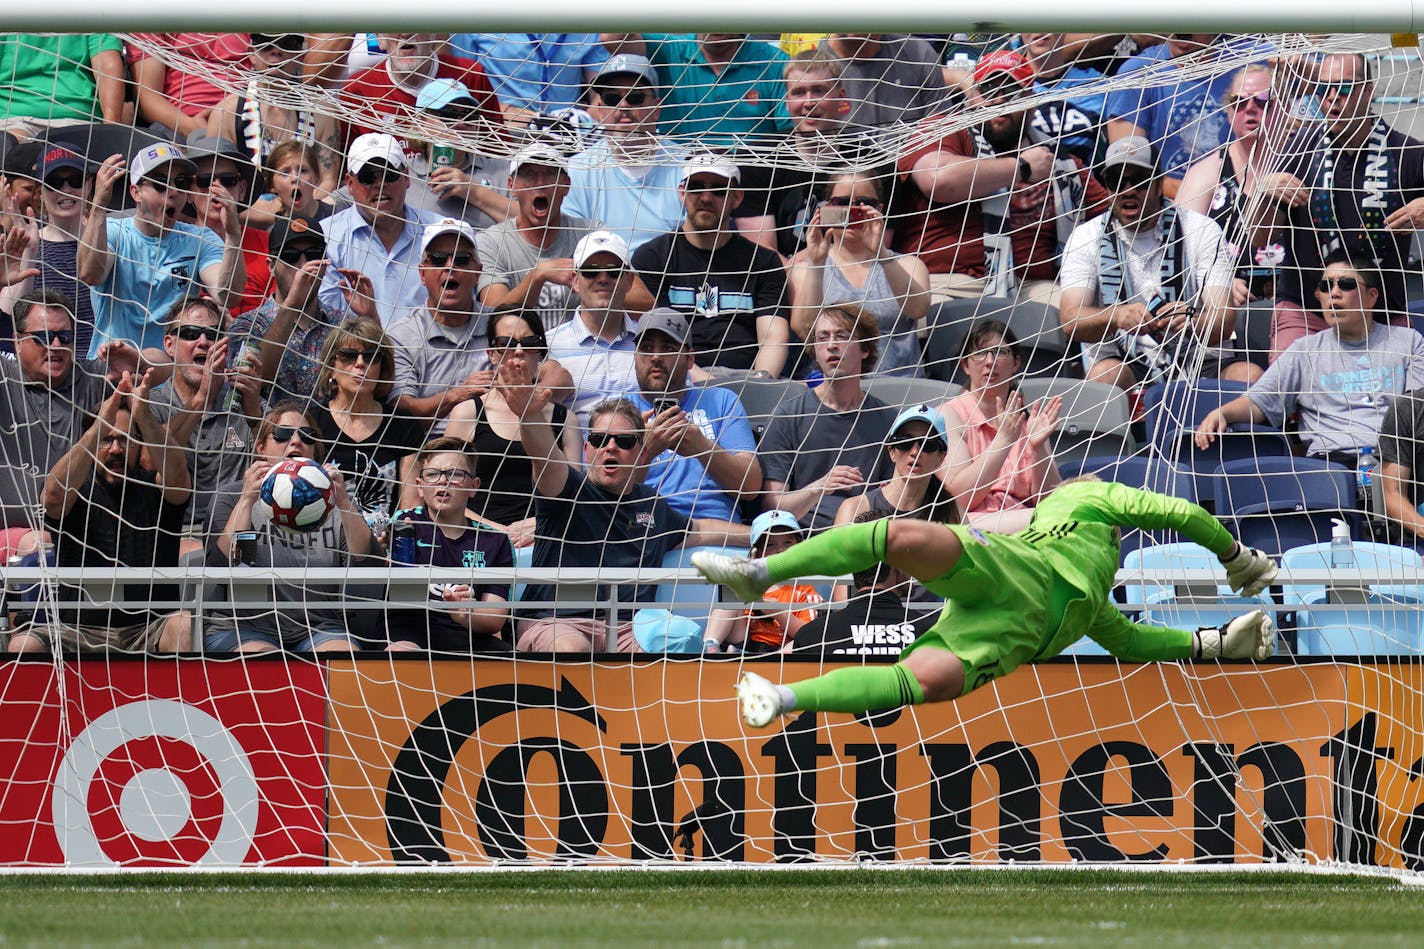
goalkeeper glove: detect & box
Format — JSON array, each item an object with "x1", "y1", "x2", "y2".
[
  {"x1": 1193, "y1": 609, "x2": 1277, "y2": 660},
  {"x1": 1219, "y1": 542, "x2": 1277, "y2": 596}
]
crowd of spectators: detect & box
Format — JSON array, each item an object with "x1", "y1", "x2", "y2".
[{"x1": 3, "y1": 29, "x2": 1424, "y2": 657}]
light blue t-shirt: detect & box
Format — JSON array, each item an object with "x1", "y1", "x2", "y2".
[
  {"x1": 628, "y1": 384, "x2": 756, "y2": 522},
  {"x1": 563, "y1": 139, "x2": 686, "y2": 250},
  {"x1": 88, "y1": 218, "x2": 225, "y2": 357},
  {"x1": 448, "y1": 33, "x2": 607, "y2": 112}
]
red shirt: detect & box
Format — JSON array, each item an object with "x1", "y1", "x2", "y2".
[
  {"x1": 893, "y1": 118, "x2": 1109, "y2": 281},
  {"x1": 128, "y1": 33, "x2": 249, "y2": 116},
  {"x1": 340, "y1": 54, "x2": 499, "y2": 158},
  {"x1": 233, "y1": 226, "x2": 271, "y2": 317}
]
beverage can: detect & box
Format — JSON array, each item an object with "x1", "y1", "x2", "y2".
[{"x1": 431, "y1": 144, "x2": 456, "y2": 169}]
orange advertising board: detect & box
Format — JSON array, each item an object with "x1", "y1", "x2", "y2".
[{"x1": 325, "y1": 659, "x2": 1352, "y2": 866}]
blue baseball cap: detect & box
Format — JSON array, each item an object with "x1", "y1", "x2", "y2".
[
  {"x1": 416, "y1": 78, "x2": 478, "y2": 112},
  {"x1": 889, "y1": 403, "x2": 948, "y2": 441},
  {"x1": 633, "y1": 609, "x2": 704, "y2": 653},
  {"x1": 750, "y1": 510, "x2": 806, "y2": 548}
]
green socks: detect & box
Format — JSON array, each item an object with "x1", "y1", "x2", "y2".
[
  {"x1": 787, "y1": 662, "x2": 927, "y2": 714},
  {"x1": 764, "y1": 518, "x2": 890, "y2": 584}
]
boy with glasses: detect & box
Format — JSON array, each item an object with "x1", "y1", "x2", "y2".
[{"x1": 78, "y1": 142, "x2": 245, "y2": 360}]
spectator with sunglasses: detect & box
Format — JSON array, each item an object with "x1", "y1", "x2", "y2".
[
  {"x1": 180, "y1": 134, "x2": 271, "y2": 317},
  {"x1": 310, "y1": 316, "x2": 424, "y2": 535},
  {"x1": 202, "y1": 400, "x2": 377, "y2": 654},
  {"x1": 939, "y1": 320, "x2": 1062, "y2": 533},
  {"x1": 317, "y1": 133, "x2": 443, "y2": 324},
  {"x1": 564, "y1": 54, "x2": 687, "y2": 252},
  {"x1": 632, "y1": 155, "x2": 790, "y2": 378},
  {"x1": 836, "y1": 405, "x2": 960, "y2": 530},
  {"x1": 229, "y1": 215, "x2": 376, "y2": 407},
  {"x1": 205, "y1": 34, "x2": 342, "y2": 195},
  {"x1": 1196, "y1": 257, "x2": 1424, "y2": 467},
  {"x1": 409, "y1": 78, "x2": 513, "y2": 231},
  {"x1": 388, "y1": 436, "x2": 514, "y2": 654},
  {"x1": 788, "y1": 170, "x2": 929, "y2": 376},
  {"x1": 79, "y1": 143, "x2": 245, "y2": 361},
  {"x1": 145, "y1": 296, "x2": 265, "y2": 551}
]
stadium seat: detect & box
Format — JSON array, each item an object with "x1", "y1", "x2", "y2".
[
  {"x1": 860, "y1": 375, "x2": 963, "y2": 412},
  {"x1": 1280, "y1": 542, "x2": 1424, "y2": 656},
  {"x1": 1017, "y1": 379, "x2": 1135, "y2": 466},
  {"x1": 1123, "y1": 542, "x2": 1274, "y2": 631},
  {"x1": 1001, "y1": 299, "x2": 1082, "y2": 380},
  {"x1": 1057, "y1": 455, "x2": 1196, "y2": 562},
  {"x1": 1212, "y1": 457, "x2": 1360, "y2": 557},
  {"x1": 920, "y1": 298, "x2": 983, "y2": 383},
  {"x1": 1142, "y1": 379, "x2": 1292, "y2": 500},
  {"x1": 709, "y1": 376, "x2": 807, "y2": 441}
]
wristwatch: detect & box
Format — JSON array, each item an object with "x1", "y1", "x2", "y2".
[{"x1": 1017, "y1": 156, "x2": 1033, "y2": 185}]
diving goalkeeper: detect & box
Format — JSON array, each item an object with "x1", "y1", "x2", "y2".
[{"x1": 692, "y1": 478, "x2": 1279, "y2": 728}]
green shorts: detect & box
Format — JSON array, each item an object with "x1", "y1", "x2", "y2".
[{"x1": 901, "y1": 524, "x2": 1079, "y2": 695}]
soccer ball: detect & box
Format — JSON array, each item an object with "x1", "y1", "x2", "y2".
[{"x1": 259, "y1": 458, "x2": 334, "y2": 531}]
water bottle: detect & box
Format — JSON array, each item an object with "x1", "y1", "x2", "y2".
[
  {"x1": 1356, "y1": 446, "x2": 1378, "y2": 512},
  {"x1": 390, "y1": 521, "x2": 417, "y2": 565},
  {"x1": 1330, "y1": 517, "x2": 1355, "y2": 568},
  {"x1": 224, "y1": 339, "x2": 260, "y2": 415}
]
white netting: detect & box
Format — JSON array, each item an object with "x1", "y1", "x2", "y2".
[{"x1": 0, "y1": 30, "x2": 1422, "y2": 870}]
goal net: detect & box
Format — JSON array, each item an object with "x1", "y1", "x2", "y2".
[{"x1": 0, "y1": 28, "x2": 1422, "y2": 870}]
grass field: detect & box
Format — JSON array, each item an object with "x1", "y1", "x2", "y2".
[{"x1": 1, "y1": 869, "x2": 1421, "y2": 946}]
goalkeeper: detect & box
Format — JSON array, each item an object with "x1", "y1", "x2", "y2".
[{"x1": 692, "y1": 478, "x2": 1278, "y2": 728}]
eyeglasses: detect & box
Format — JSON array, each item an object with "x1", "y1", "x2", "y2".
[
  {"x1": 968, "y1": 344, "x2": 1017, "y2": 362},
  {"x1": 424, "y1": 251, "x2": 475, "y2": 268},
  {"x1": 173, "y1": 324, "x2": 221, "y2": 342},
  {"x1": 578, "y1": 263, "x2": 625, "y2": 279},
  {"x1": 419, "y1": 467, "x2": 475, "y2": 485},
  {"x1": 1314, "y1": 81, "x2": 1363, "y2": 98},
  {"x1": 587, "y1": 431, "x2": 641, "y2": 450},
  {"x1": 824, "y1": 195, "x2": 884, "y2": 210},
  {"x1": 44, "y1": 171, "x2": 84, "y2": 190},
  {"x1": 1318, "y1": 276, "x2": 1361, "y2": 292},
  {"x1": 270, "y1": 425, "x2": 321, "y2": 445},
  {"x1": 813, "y1": 330, "x2": 853, "y2": 344},
  {"x1": 1107, "y1": 174, "x2": 1151, "y2": 193},
  {"x1": 277, "y1": 244, "x2": 325, "y2": 265},
  {"x1": 98, "y1": 434, "x2": 130, "y2": 447},
  {"x1": 888, "y1": 435, "x2": 947, "y2": 454},
  {"x1": 335, "y1": 347, "x2": 380, "y2": 364},
  {"x1": 596, "y1": 88, "x2": 652, "y2": 108},
  {"x1": 354, "y1": 165, "x2": 401, "y2": 187},
  {"x1": 196, "y1": 172, "x2": 245, "y2": 190},
  {"x1": 1226, "y1": 89, "x2": 1272, "y2": 110},
  {"x1": 683, "y1": 178, "x2": 733, "y2": 194},
  {"x1": 22, "y1": 328, "x2": 74, "y2": 347},
  {"x1": 490, "y1": 334, "x2": 545, "y2": 351},
  {"x1": 144, "y1": 175, "x2": 194, "y2": 193}
]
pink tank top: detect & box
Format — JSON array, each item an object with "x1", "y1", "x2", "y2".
[{"x1": 945, "y1": 391, "x2": 1043, "y2": 517}]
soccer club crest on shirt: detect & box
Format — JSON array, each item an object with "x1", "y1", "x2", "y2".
[{"x1": 633, "y1": 511, "x2": 656, "y2": 529}]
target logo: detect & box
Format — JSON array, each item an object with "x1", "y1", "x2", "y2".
[{"x1": 52, "y1": 700, "x2": 259, "y2": 866}]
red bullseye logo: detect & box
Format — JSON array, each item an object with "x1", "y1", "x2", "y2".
[{"x1": 52, "y1": 700, "x2": 259, "y2": 866}]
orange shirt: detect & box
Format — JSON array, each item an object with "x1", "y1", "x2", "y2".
[{"x1": 746, "y1": 583, "x2": 823, "y2": 649}]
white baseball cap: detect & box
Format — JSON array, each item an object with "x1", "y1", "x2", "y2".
[
  {"x1": 128, "y1": 142, "x2": 197, "y2": 186},
  {"x1": 420, "y1": 218, "x2": 479, "y2": 255},
  {"x1": 509, "y1": 143, "x2": 569, "y2": 179},
  {"x1": 680, "y1": 153, "x2": 740, "y2": 184},
  {"x1": 347, "y1": 132, "x2": 407, "y2": 175},
  {"x1": 573, "y1": 230, "x2": 631, "y2": 268}
]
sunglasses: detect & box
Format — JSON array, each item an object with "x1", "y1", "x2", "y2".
[
  {"x1": 253, "y1": 34, "x2": 307, "y2": 53},
  {"x1": 683, "y1": 177, "x2": 734, "y2": 194},
  {"x1": 888, "y1": 435, "x2": 947, "y2": 454},
  {"x1": 419, "y1": 467, "x2": 475, "y2": 485},
  {"x1": 23, "y1": 328, "x2": 74, "y2": 347},
  {"x1": 278, "y1": 244, "x2": 325, "y2": 265},
  {"x1": 824, "y1": 195, "x2": 884, "y2": 210},
  {"x1": 144, "y1": 175, "x2": 194, "y2": 193},
  {"x1": 335, "y1": 347, "x2": 380, "y2": 363},
  {"x1": 425, "y1": 251, "x2": 475, "y2": 268},
  {"x1": 173, "y1": 324, "x2": 221, "y2": 342},
  {"x1": 1314, "y1": 81, "x2": 1362, "y2": 98},
  {"x1": 587, "y1": 431, "x2": 641, "y2": 450},
  {"x1": 1106, "y1": 174, "x2": 1151, "y2": 193},
  {"x1": 354, "y1": 165, "x2": 401, "y2": 187},
  {"x1": 44, "y1": 171, "x2": 84, "y2": 190},
  {"x1": 196, "y1": 172, "x2": 245, "y2": 190},
  {"x1": 490, "y1": 334, "x2": 545, "y2": 351},
  {"x1": 1226, "y1": 89, "x2": 1272, "y2": 109},
  {"x1": 579, "y1": 263, "x2": 624, "y2": 279},
  {"x1": 596, "y1": 88, "x2": 652, "y2": 108},
  {"x1": 270, "y1": 425, "x2": 321, "y2": 444},
  {"x1": 1318, "y1": 276, "x2": 1361, "y2": 292}
]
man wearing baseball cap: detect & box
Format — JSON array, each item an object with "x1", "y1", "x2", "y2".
[
  {"x1": 78, "y1": 142, "x2": 244, "y2": 359},
  {"x1": 545, "y1": 229, "x2": 641, "y2": 426},
  {"x1": 628, "y1": 307, "x2": 762, "y2": 522},
  {"x1": 318, "y1": 132, "x2": 443, "y2": 324},
  {"x1": 895, "y1": 50, "x2": 1108, "y2": 305},
  {"x1": 411, "y1": 78, "x2": 512, "y2": 232},
  {"x1": 563, "y1": 54, "x2": 687, "y2": 251},
  {"x1": 1059, "y1": 135, "x2": 1248, "y2": 392},
  {"x1": 477, "y1": 143, "x2": 595, "y2": 328},
  {"x1": 632, "y1": 154, "x2": 790, "y2": 377},
  {"x1": 339, "y1": 33, "x2": 498, "y2": 145}
]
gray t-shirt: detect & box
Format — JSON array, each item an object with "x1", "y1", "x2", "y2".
[
  {"x1": 475, "y1": 214, "x2": 595, "y2": 329},
  {"x1": 758, "y1": 387, "x2": 897, "y2": 531},
  {"x1": 386, "y1": 304, "x2": 492, "y2": 435},
  {"x1": 147, "y1": 381, "x2": 254, "y2": 531},
  {"x1": 0, "y1": 356, "x2": 109, "y2": 527},
  {"x1": 818, "y1": 35, "x2": 953, "y2": 133},
  {"x1": 1247, "y1": 323, "x2": 1424, "y2": 455}
]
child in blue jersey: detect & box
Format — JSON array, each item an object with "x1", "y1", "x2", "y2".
[{"x1": 388, "y1": 436, "x2": 514, "y2": 653}]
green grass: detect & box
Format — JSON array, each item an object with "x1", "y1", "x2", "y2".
[{"x1": 0, "y1": 869, "x2": 1421, "y2": 947}]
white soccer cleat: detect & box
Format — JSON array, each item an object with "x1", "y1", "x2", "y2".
[
  {"x1": 736, "y1": 671, "x2": 785, "y2": 728},
  {"x1": 1194, "y1": 609, "x2": 1276, "y2": 660},
  {"x1": 691, "y1": 550, "x2": 771, "y2": 604}
]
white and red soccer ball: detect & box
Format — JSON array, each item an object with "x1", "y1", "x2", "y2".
[{"x1": 259, "y1": 458, "x2": 334, "y2": 530}]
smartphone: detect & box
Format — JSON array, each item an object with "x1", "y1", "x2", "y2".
[
  {"x1": 653, "y1": 398, "x2": 680, "y2": 416},
  {"x1": 820, "y1": 204, "x2": 851, "y2": 227}
]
